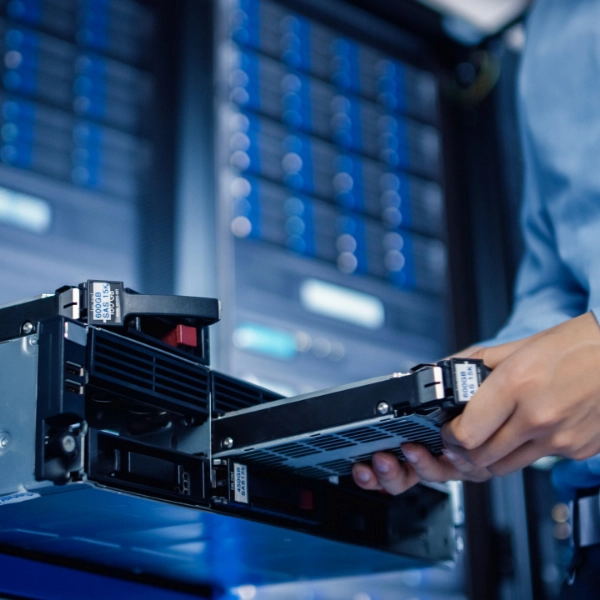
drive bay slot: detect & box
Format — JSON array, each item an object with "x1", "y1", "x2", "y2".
[{"x1": 88, "y1": 430, "x2": 209, "y2": 505}]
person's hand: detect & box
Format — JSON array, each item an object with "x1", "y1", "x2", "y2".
[
  {"x1": 444, "y1": 311, "x2": 600, "y2": 476},
  {"x1": 353, "y1": 312, "x2": 600, "y2": 494},
  {"x1": 351, "y1": 444, "x2": 493, "y2": 495},
  {"x1": 352, "y1": 344, "x2": 492, "y2": 495}
]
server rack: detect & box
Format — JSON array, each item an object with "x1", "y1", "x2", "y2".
[
  {"x1": 206, "y1": 0, "x2": 480, "y2": 598},
  {"x1": 214, "y1": 0, "x2": 455, "y2": 399},
  {"x1": 0, "y1": 0, "x2": 552, "y2": 598},
  {"x1": 199, "y1": 1, "x2": 538, "y2": 598},
  {"x1": 0, "y1": 0, "x2": 178, "y2": 305}
]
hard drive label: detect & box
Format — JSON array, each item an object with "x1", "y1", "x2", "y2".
[
  {"x1": 454, "y1": 362, "x2": 479, "y2": 403},
  {"x1": 0, "y1": 491, "x2": 40, "y2": 506},
  {"x1": 89, "y1": 281, "x2": 123, "y2": 325},
  {"x1": 233, "y1": 462, "x2": 249, "y2": 504}
]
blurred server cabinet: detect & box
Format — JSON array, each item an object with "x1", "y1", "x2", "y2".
[
  {"x1": 215, "y1": 0, "x2": 451, "y2": 395},
  {"x1": 212, "y1": 1, "x2": 467, "y2": 596},
  {"x1": 0, "y1": 0, "x2": 175, "y2": 305},
  {"x1": 209, "y1": 2, "x2": 536, "y2": 599}
]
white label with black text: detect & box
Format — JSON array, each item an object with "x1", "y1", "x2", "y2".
[
  {"x1": 0, "y1": 491, "x2": 40, "y2": 506},
  {"x1": 233, "y1": 463, "x2": 248, "y2": 504},
  {"x1": 454, "y1": 363, "x2": 479, "y2": 403},
  {"x1": 92, "y1": 282, "x2": 114, "y2": 323}
]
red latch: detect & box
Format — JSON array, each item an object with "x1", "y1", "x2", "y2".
[
  {"x1": 300, "y1": 490, "x2": 314, "y2": 510},
  {"x1": 161, "y1": 324, "x2": 198, "y2": 348}
]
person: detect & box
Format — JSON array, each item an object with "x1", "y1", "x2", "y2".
[{"x1": 352, "y1": 0, "x2": 600, "y2": 595}]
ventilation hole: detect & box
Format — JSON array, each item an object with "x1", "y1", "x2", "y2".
[
  {"x1": 317, "y1": 459, "x2": 354, "y2": 474},
  {"x1": 307, "y1": 434, "x2": 358, "y2": 451},
  {"x1": 241, "y1": 450, "x2": 288, "y2": 466},
  {"x1": 343, "y1": 426, "x2": 393, "y2": 443},
  {"x1": 270, "y1": 442, "x2": 322, "y2": 458},
  {"x1": 91, "y1": 330, "x2": 209, "y2": 413},
  {"x1": 212, "y1": 372, "x2": 284, "y2": 413},
  {"x1": 295, "y1": 466, "x2": 331, "y2": 479}
]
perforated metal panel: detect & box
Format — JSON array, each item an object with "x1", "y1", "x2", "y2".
[
  {"x1": 89, "y1": 328, "x2": 210, "y2": 416},
  {"x1": 212, "y1": 371, "x2": 284, "y2": 415},
  {"x1": 231, "y1": 413, "x2": 444, "y2": 479}
]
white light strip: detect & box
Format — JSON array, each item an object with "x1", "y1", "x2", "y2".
[
  {"x1": 299, "y1": 278, "x2": 385, "y2": 330},
  {"x1": 417, "y1": 0, "x2": 529, "y2": 33},
  {"x1": 0, "y1": 187, "x2": 52, "y2": 233}
]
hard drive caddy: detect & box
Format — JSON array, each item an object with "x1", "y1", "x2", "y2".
[{"x1": 213, "y1": 359, "x2": 489, "y2": 479}]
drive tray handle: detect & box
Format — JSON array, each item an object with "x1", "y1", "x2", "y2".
[
  {"x1": 121, "y1": 289, "x2": 221, "y2": 324},
  {"x1": 81, "y1": 280, "x2": 221, "y2": 327}
]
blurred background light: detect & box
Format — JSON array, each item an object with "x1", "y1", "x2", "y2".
[
  {"x1": 233, "y1": 322, "x2": 298, "y2": 359},
  {"x1": 0, "y1": 186, "x2": 51, "y2": 233},
  {"x1": 417, "y1": 0, "x2": 529, "y2": 33},
  {"x1": 299, "y1": 278, "x2": 385, "y2": 329}
]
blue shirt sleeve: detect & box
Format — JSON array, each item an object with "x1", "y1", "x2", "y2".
[
  {"x1": 487, "y1": 55, "x2": 587, "y2": 346},
  {"x1": 552, "y1": 456, "x2": 600, "y2": 501},
  {"x1": 482, "y1": 0, "x2": 600, "y2": 494}
]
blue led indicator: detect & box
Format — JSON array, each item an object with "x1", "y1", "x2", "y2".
[
  {"x1": 353, "y1": 216, "x2": 367, "y2": 273},
  {"x1": 8, "y1": 0, "x2": 42, "y2": 25},
  {"x1": 298, "y1": 17, "x2": 311, "y2": 72},
  {"x1": 338, "y1": 214, "x2": 356, "y2": 236},
  {"x1": 395, "y1": 118, "x2": 409, "y2": 169},
  {"x1": 348, "y1": 41, "x2": 360, "y2": 95},
  {"x1": 237, "y1": 0, "x2": 260, "y2": 49},
  {"x1": 246, "y1": 176, "x2": 261, "y2": 238},
  {"x1": 246, "y1": 115, "x2": 261, "y2": 173},
  {"x1": 395, "y1": 61, "x2": 408, "y2": 113},
  {"x1": 352, "y1": 156, "x2": 365, "y2": 212},
  {"x1": 349, "y1": 98, "x2": 362, "y2": 154},
  {"x1": 241, "y1": 52, "x2": 259, "y2": 110},
  {"x1": 300, "y1": 135, "x2": 314, "y2": 193},
  {"x1": 399, "y1": 176, "x2": 412, "y2": 229},
  {"x1": 302, "y1": 197, "x2": 315, "y2": 256},
  {"x1": 299, "y1": 74, "x2": 312, "y2": 132},
  {"x1": 81, "y1": 6, "x2": 110, "y2": 52},
  {"x1": 390, "y1": 234, "x2": 415, "y2": 289}
]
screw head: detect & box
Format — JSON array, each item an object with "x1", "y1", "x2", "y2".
[
  {"x1": 21, "y1": 321, "x2": 34, "y2": 335},
  {"x1": 60, "y1": 434, "x2": 77, "y2": 454},
  {"x1": 0, "y1": 433, "x2": 10, "y2": 449},
  {"x1": 376, "y1": 402, "x2": 390, "y2": 415},
  {"x1": 222, "y1": 437, "x2": 234, "y2": 449}
]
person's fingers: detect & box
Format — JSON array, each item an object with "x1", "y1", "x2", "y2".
[
  {"x1": 352, "y1": 463, "x2": 383, "y2": 491},
  {"x1": 468, "y1": 335, "x2": 539, "y2": 369},
  {"x1": 401, "y1": 444, "x2": 463, "y2": 483},
  {"x1": 449, "y1": 410, "x2": 533, "y2": 468},
  {"x1": 444, "y1": 344, "x2": 483, "y2": 360},
  {"x1": 369, "y1": 452, "x2": 420, "y2": 495},
  {"x1": 484, "y1": 440, "x2": 542, "y2": 477},
  {"x1": 440, "y1": 446, "x2": 493, "y2": 481},
  {"x1": 442, "y1": 334, "x2": 542, "y2": 450},
  {"x1": 442, "y1": 358, "x2": 521, "y2": 450}
]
